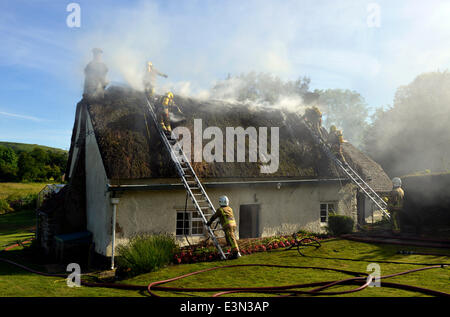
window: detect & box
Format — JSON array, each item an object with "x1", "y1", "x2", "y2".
[
  {"x1": 320, "y1": 203, "x2": 336, "y2": 223},
  {"x1": 176, "y1": 210, "x2": 205, "y2": 236}
]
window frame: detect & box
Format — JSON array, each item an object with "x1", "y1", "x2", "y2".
[
  {"x1": 320, "y1": 202, "x2": 336, "y2": 224},
  {"x1": 176, "y1": 209, "x2": 205, "y2": 237}
]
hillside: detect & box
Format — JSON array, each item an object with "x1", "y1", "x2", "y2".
[{"x1": 0, "y1": 142, "x2": 67, "y2": 154}]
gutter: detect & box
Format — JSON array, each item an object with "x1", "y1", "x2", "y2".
[{"x1": 107, "y1": 178, "x2": 349, "y2": 192}]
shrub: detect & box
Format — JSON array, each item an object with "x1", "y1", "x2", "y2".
[
  {"x1": 326, "y1": 214, "x2": 355, "y2": 236},
  {"x1": 0, "y1": 199, "x2": 13, "y2": 214},
  {"x1": 117, "y1": 233, "x2": 178, "y2": 276},
  {"x1": 6, "y1": 193, "x2": 37, "y2": 211}
]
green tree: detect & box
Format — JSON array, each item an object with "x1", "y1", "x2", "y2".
[
  {"x1": 210, "y1": 72, "x2": 316, "y2": 105},
  {"x1": 364, "y1": 71, "x2": 450, "y2": 176},
  {"x1": 317, "y1": 89, "x2": 370, "y2": 149},
  {"x1": 0, "y1": 145, "x2": 18, "y2": 181}
]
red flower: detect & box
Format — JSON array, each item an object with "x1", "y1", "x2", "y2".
[
  {"x1": 279, "y1": 242, "x2": 285, "y2": 248},
  {"x1": 273, "y1": 243, "x2": 279, "y2": 249},
  {"x1": 261, "y1": 245, "x2": 267, "y2": 252}
]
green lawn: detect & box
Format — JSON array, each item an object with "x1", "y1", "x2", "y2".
[
  {"x1": 0, "y1": 182, "x2": 47, "y2": 200},
  {"x1": 0, "y1": 210, "x2": 449, "y2": 297}
]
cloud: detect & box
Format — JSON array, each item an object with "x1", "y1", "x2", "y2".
[{"x1": 0, "y1": 111, "x2": 44, "y2": 122}]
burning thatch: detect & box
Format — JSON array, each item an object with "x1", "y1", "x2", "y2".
[{"x1": 72, "y1": 86, "x2": 390, "y2": 190}]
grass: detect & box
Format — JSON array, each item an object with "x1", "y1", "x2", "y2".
[
  {"x1": 0, "y1": 182, "x2": 47, "y2": 200},
  {"x1": 0, "y1": 210, "x2": 449, "y2": 297}
]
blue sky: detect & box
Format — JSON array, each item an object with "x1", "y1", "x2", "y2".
[{"x1": 1, "y1": 0, "x2": 450, "y2": 150}]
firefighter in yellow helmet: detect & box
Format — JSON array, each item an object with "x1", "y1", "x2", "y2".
[
  {"x1": 303, "y1": 106, "x2": 324, "y2": 139},
  {"x1": 143, "y1": 61, "x2": 168, "y2": 99},
  {"x1": 156, "y1": 91, "x2": 182, "y2": 134},
  {"x1": 327, "y1": 125, "x2": 346, "y2": 163},
  {"x1": 387, "y1": 177, "x2": 405, "y2": 235},
  {"x1": 206, "y1": 196, "x2": 241, "y2": 259}
]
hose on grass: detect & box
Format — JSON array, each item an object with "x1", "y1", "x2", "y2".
[{"x1": 1, "y1": 239, "x2": 449, "y2": 297}]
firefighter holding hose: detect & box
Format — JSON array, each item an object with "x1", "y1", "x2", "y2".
[
  {"x1": 156, "y1": 91, "x2": 182, "y2": 134},
  {"x1": 207, "y1": 196, "x2": 241, "y2": 259},
  {"x1": 327, "y1": 125, "x2": 346, "y2": 164},
  {"x1": 387, "y1": 177, "x2": 405, "y2": 235},
  {"x1": 143, "y1": 61, "x2": 168, "y2": 99}
]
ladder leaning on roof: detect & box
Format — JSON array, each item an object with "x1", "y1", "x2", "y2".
[
  {"x1": 302, "y1": 118, "x2": 390, "y2": 219},
  {"x1": 144, "y1": 96, "x2": 227, "y2": 260}
]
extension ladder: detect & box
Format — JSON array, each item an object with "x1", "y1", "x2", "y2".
[
  {"x1": 144, "y1": 97, "x2": 227, "y2": 259},
  {"x1": 302, "y1": 119, "x2": 390, "y2": 219}
]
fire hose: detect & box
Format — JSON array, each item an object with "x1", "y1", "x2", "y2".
[{"x1": 1, "y1": 239, "x2": 449, "y2": 297}]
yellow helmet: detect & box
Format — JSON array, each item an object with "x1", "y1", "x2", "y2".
[
  {"x1": 166, "y1": 92, "x2": 174, "y2": 99},
  {"x1": 312, "y1": 106, "x2": 322, "y2": 116},
  {"x1": 330, "y1": 125, "x2": 337, "y2": 132}
]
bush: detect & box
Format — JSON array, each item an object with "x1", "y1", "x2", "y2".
[
  {"x1": 6, "y1": 193, "x2": 37, "y2": 211},
  {"x1": 327, "y1": 214, "x2": 355, "y2": 236},
  {"x1": 0, "y1": 199, "x2": 13, "y2": 214},
  {"x1": 117, "y1": 233, "x2": 178, "y2": 276}
]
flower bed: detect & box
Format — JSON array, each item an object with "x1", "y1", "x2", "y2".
[{"x1": 173, "y1": 232, "x2": 330, "y2": 264}]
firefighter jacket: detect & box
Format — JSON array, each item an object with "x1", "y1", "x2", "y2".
[{"x1": 207, "y1": 206, "x2": 236, "y2": 228}]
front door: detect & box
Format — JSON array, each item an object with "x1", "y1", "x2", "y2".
[{"x1": 239, "y1": 204, "x2": 260, "y2": 238}]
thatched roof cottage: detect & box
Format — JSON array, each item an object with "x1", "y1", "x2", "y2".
[{"x1": 61, "y1": 86, "x2": 391, "y2": 257}]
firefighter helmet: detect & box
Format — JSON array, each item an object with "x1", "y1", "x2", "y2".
[
  {"x1": 166, "y1": 91, "x2": 174, "y2": 99},
  {"x1": 330, "y1": 125, "x2": 337, "y2": 132},
  {"x1": 392, "y1": 177, "x2": 402, "y2": 188},
  {"x1": 219, "y1": 195, "x2": 229, "y2": 207}
]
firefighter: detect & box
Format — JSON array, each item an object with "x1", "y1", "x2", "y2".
[
  {"x1": 156, "y1": 92, "x2": 182, "y2": 134},
  {"x1": 83, "y1": 48, "x2": 109, "y2": 100},
  {"x1": 143, "y1": 62, "x2": 168, "y2": 99},
  {"x1": 327, "y1": 125, "x2": 346, "y2": 163},
  {"x1": 387, "y1": 177, "x2": 405, "y2": 235},
  {"x1": 303, "y1": 106, "x2": 324, "y2": 139},
  {"x1": 206, "y1": 196, "x2": 241, "y2": 259}
]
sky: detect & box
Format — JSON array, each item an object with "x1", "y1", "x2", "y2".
[{"x1": 1, "y1": 0, "x2": 450, "y2": 150}]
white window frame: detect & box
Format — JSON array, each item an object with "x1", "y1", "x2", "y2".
[
  {"x1": 320, "y1": 202, "x2": 336, "y2": 225},
  {"x1": 176, "y1": 210, "x2": 205, "y2": 237}
]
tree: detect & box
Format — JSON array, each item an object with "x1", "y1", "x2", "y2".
[
  {"x1": 317, "y1": 89, "x2": 370, "y2": 149},
  {"x1": 210, "y1": 72, "x2": 316, "y2": 106},
  {"x1": 364, "y1": 71, "x2": 450, "y2": 177},
  {"x1": 0, "y1": 145, "x2": 18, "y2": 181}
]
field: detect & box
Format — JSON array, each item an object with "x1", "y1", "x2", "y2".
[
  {"x1": 1, "y1": 209, "x2": 449, "y2": 297},
  {"x1": 0, "y1": 182, "x2": 47, "y2": 200}
]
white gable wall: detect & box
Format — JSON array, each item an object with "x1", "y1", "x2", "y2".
[{"x1": 85, "y1": 113, "x2": 113, "y2": 255}]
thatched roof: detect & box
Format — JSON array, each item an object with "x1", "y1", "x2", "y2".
[{"x1": 68, "y1": 86, "x2": 391, "y2": 191}]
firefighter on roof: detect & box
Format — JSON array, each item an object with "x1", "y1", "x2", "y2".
[
  {"x1": 206, "y1": 196, "x2": 241, "y2": 259},
  {"x1": 387, "y1": 177, "x2": 405, "y2": 235},
  {"x1": 303, "y1": 106, "x2": 324, "y2": 139},
  {"x1": 143, "y1": 61, "x2": 168, "y2": 98},
  {"x1": 327, "y1": 125, "x2": 346, "y2": 163},
  {"x1": 156, "y1": 91, "x2": 182, "y2": 133},
  {"x1": 83, "y1": 48, "x2": 109, "y2": 100}
]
